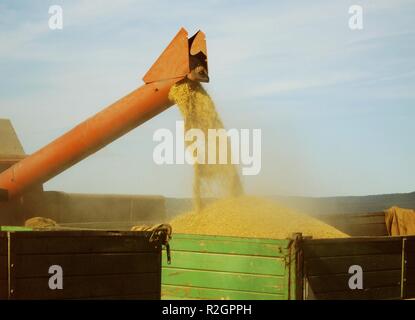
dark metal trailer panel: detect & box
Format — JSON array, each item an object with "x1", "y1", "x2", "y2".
[
  {"x1": 302, "y1": 236, "x2": 415, "y2": 300},
  {"x1": 0, "y1": 232, "x2": 7, "y2": 299},
  {"x1": 405, "y1": 238, "x2": 415, "y2": 297},
  {"x1": 0, "y1": 230, "x2": 164, "y2": 300},
  {"x1": 318, "y1": 212, "x2": 388, "y2": 237}
]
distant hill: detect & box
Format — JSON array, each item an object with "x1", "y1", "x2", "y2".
[
  {"x1": 166, "y1": 192, "x2": 415, "y2": 218},
  {"x1": 272, "y1": 192, "x2": 415, "y2": 215}
]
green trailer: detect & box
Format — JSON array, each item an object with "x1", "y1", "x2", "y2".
[{"x1": 162, "y1": 233, "x2": 302, "y2": 300}]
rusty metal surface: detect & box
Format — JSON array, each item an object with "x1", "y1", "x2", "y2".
[
  {"x1": 0, "y1": 189, "x2": 7, "y2": 201},
  {"x1": 188, "y1": 30, "x2": 209, "y2": 82},
  {"x1": 143, "y1": 28, "x2": 190, "y2": 84},
  {"x1": 189, "y1": 30, "x2": 207, "y2": 56},
  {"x1": 0, "y1": 119, "x2": 25, "y2": 158}
]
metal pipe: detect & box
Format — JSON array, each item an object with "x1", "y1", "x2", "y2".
[{"x1": 0, "y1": 28, "x2": 208, "y2": 200}]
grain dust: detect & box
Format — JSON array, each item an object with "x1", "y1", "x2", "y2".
[
  {"x1": 168, "y1": 81, "x2": 347, "y2": 239},
  {"x1": 169, "y1": 81, "x2": 243, "y2": 211}
]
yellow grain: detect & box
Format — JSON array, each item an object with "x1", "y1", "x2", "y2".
[
  {"x1": 170, "y1": 196, "x2": 348, "y2": 239},
  {"x1": 169, "y1": 81, "x2": 243, "y2": 211},
  {"x1": 168, "y1": 81, "x2": 347, "y2": 239}
]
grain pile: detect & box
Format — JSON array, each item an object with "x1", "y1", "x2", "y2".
[
  {"x1": 170, "y1": 195, "x2": 348, "y2": 239},
  {"x1": 169, "y1": 81, "x2": 243, "y2": 211},
  {"x1": 168, "y1": 81, "x2": 347, "y2": 239}
]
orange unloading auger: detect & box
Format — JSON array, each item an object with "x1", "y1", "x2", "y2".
[{"x1": 0, "y1": 28, "x2": 208, "y2": 200}]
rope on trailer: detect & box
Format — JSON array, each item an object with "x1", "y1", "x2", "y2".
[{"x1": 131, "y1": 224, "x2": 173, "y2": 264}]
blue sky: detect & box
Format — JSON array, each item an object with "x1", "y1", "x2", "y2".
[{"x1": 0, "y1": 0, "x2": 414, "y2": 197}]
